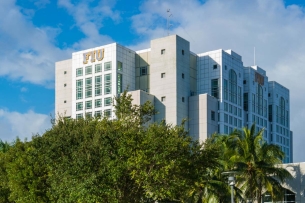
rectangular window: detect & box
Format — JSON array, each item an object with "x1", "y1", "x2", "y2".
[
  {"x1": 85, "y1": 100, "x2": 92, "y2": 109},
  {"x1": 229, "y1": 104, "x2": 232, "y2": 113},
  {"x1": 238, "y1": 120, "x2": 242, "y2": 128},
  {"x1": 104, "y1": 109, "x2": 112, "y2": 117},
  {"x1": 182, "y1": 97, "x2": 185, "y2": 102},
  {"x1": 104, "y1": 97, "x2": 112, "y2": 106},
  {"x1": 104, "y1": 74, "x2": 112, "y2": 94},
  {"x1": 76, "y1": 102, "x2": 83, "y2": 111},
  {"x1": 76, "y1": 68, "x2": 83, "y2": 77},
  {"x1": 76, "y1": 79, "x2": 83, "y2": 100},
  {"x1": 85, "y1": 112, "x2": 92, "y2": 118},
  {"x1": 224, "y1": 125, "x2": 228, "y2": 134},
  {"x1": 229, "y1": 116, "x2": 232, "y2": 125},
  {"x1": 224, "y1": 102, "x2": 228, "y2": 112},
  {"x1": 95, "y1": 99, "x2": 102, "y2": 108},
  {"x1": 95, "y1": 64, "x2": 102, "y2": 73},
  {"x1": 213, "y1": 64, "x2": 217, "y2": 69},
  {"x1": 243, "y1": 93, "x2": 248, "y2": 111},
  {"x1": 161, "y1": 73, "x2": 166, "y2": 78},
  {"x1": 117, "y1": 61, "x2": 123, "y2": 71},
  {"x1": 234, "y1": 118, "x2": 237, "y2": 126},
  {"x1": 76, "y1": 113, "x2": 83, "y2": 119},
  {"x1": 224, "y1": 79, "x2": 228, "y2": 100},
  {"x1": 238, "y1": 86, "x2": 242, "y2": 106},
  {"x1": 95, "y1": 111, "x2": 102, "y2": 117},
  {"x1": 182, "y1": 73, "x2": 184, "y2": 79},
  {"x1": 104, "y1": 62, "x2": 112, "y2": 71},
  {"x1": 161, "y1": 96, "x2": 166, "y2": 102},
  {"x1": 95, "y1": 76, "x2": 102, "y2": 96},
  {"x1": 85, "y1": 66, "x2": 92, "y2": 75},
  {"x1": 64, "y1": 71, "x2": 67, "y2": 74},
  {"x1": 224, "y1": 114, "x2": 228, "y2": 123},
  {"x1": 211, "y1": 111, "x2": 215, "y2": 121},
  {"x1": 211, "y1": 79, "x2": 219, "y2": 99},
  {"x1": 117, "y1": 73, "x2": 123, "y2": 94},
  {"x1": 85, "y1": 78, "x2": 92, "y2": 98},
  {"x1": 182, "y1": 50, "x2": 184, "y2": 55},
  {"x1": 161, "y1": 49, "x2": 165, "y2": 55},
  {"x1": 140, "y1": 67, "x2": 147, "y2": 76}
]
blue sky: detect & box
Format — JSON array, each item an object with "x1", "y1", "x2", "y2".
[{"x1": 0, "y1": 0, "x2": 305, "y2": 162}]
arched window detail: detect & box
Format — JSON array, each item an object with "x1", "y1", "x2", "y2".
[
  {"x1": 279, "y1": 97, "x2": 285, "y2": 125},
  {"x1": 229, "y1": 69, "x2": 237, "y2": 104}
]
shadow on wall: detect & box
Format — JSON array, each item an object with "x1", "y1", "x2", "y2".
[
  {"x1": 154, "y1": 97, "x2": 166, "y2": 123},
  {"x1": 283, "y1": 163, "x2": 305, "y2": 200}
]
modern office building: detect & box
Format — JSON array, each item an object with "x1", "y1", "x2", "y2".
[{"x1": 55, "y1": 34, "x2": 293, "y2": 163}]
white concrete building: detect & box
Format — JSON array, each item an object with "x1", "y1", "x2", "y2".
[{"x1": 55, "y1": 34, "x2": 293, "y2": 163}]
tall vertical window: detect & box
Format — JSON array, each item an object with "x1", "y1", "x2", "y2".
[
  {"x1": 95, "y1": 76, "x2": 102, "y2": 96},
  {"x1": 104, "y1": 74, "x2": 112, "y2": 94},
  {"x1": 76, "y1": 102, "x2": 83, "y2": 111},
  {"x1": 85, "y1": 78, "x2": 92, "y2": 98},
  {"x1": 76, "y1": 113, "x2": 83, "y2": 119},
  {"x1": 252, "y1": 93, "x2": 256, "y2": 113},
  {"x1": 95, "y1": 99, "x2": 102, "y2": 108},
  {"x1": 117, "y1": 73, "x2": 123, "y2": 94},
  {"x1": 76, "y1": 68, "x2": 83, "y2": 77},
  {"x1": 229, "y1": 69, "x2": 237, "y2": 104},
  {"x1": 85, "y1": 100, "x2": 92, "y2": 109},
  {"x1": 117, "y1": 61, "x2": 123, "y2": 71},
  {"x1": 95, "y1": 64, "x2": 102, "y2": 73},
  {"x1": 211, "y1": 79, "x2": 219, "y2": 99},
  {"x1": 76, "y1": 79, "x2": 83, "y2": 100},
  {"x1": 104, "y1": 62, "x2": 112, "y2": 71},
  {"x1": 104, "y1": 109, "x2": 112, "y2": 117},
  {"x1": 104, "y1": 97, "x2": 112, "y2": 106},
  {"x1": 224, "y1": 79, "x2": 228, "y2": 100},
  {"x1": 268, "y1": 105, "x2": 272, "y2": 122},
  {"x1": 257, "y1": 85, "x2": 263, "y2": 116},
  {"x1": 85, "y1": 66, "x2": 92, "y2": 75},
  {"x1": 161, "y1": 49, "x2": 165, "y2": 55},
  {"x1": 280, "y1": 97, "x2": 285, "y2": 125},
  {"x1": 238, "y1": 86, "x2": 242, "y2": 106}
]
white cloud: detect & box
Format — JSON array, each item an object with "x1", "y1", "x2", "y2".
[
  {"x1": 130, "y1": 0, "x2": 305, "y2": 162},
  {"x1": 0, "y1": 0, "x2": 71, "y2": 86},
  {"x1": 0, "y1": 109, "x2": 51, "y2": 142}
]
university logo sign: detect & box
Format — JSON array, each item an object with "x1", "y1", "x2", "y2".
[{"x1": 83, "y1": 49, "x2": 105, "y2": 64}]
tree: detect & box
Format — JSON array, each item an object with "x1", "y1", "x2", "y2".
[
  {"x1": 0, "y1": 140, "x2": 12, "y2": 203},
  {"x1": 228, "y1": 125, "x2": 292, "y2": 203}
]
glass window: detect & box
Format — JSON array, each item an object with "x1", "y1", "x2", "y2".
[
  {"x1": 76, "y1": 113, "x2": 83, "y2": 119},
  {"x1": 211, "y1": 79, "x2": 219, "y2": 99},
  {"x1": 224, "y1": 79, "x2": 228, "y2": 100},
  {"x1": 76, "y1": 68, "x2": 83, "y2": 77},
  {"x1": 224, "y1": 114, "x2": 228, "y2": 122},
  {"x1": 117, "y1": 73, "x2": 123, "y2": 94},
  {"x1": 85, "y1": 112, "x2": 92, "y2": 118},
  {"x1": 95, "y1": 111, "x2": 102, "y2": 117},
  {"x1": 104, "y1": 62, "x2": 112, "y2": 71},
  {"x1": 76, "y1": 79, "x2": 83, "y2": 100},
  {"x1": 161, "y1": 49, "x2": 165, "y2": 54},
  {"x1": 224, "y1": 125, "x2": 228, "y2": 134},
  {"x1": 85, "y1": 100, "x2": 92, "y2": 109},
  {"x1": 229, "y1": 69, "x2": 237, "y2": 104},
  {"x1": 224, "y1": 102, "x2": 228, "y2": 111},
  {"x1": 76, "y1": 102, "x2": 83, "y2": 111},
  {"x1": 95, "y1": 76, "x2": 102, "y2": 96},
  {"x1": 161, "y1": 73, "x2": 166, "y2": 78},
  {"x1": 104, "y1": 74, "x2": 112, "y2": 94},
  {"x1": 104, "y1": 109, "x2": 112, "y2": 117},
  {"x1": 95, "y1": 99, "x2": 102, "y2": 108},
  {"x1": 213, "y1": 64, "x2": 217, "y2": 69},
  {"x1": 104, "y1": 97, "x2": 112, "y2": 106},
  {"x1": 229, "y1": 116, "x2": 232, "y2": 125},
  {"x1": 85, "y1": 78, "x2": 92, "y2": 98},
  {"x1": 85, "y1": 66, "x2": 92, "y2": 75},
  {"x1": 95, "y1": 64, "x2": 102, "y2": 73},
  {"x1": 161, "y1": 96, "x2": 166, "y2": 102},
  {"x1": 211, "y1": 111, "x2": 215, "y2": 121},
  {"x1": 117, "y1": 61, "x2": 122, "y2": 71},
  {"x1": 140, "y1": 67, "x2": 147, "y2": 76},
  {"x1": 182, "y1": 50, "x2": 184, "y2": 55}
]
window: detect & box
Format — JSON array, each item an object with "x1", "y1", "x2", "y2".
[
  {"x1": 104, "y1": 62, "x2": 112, "y2": 71},
  {"x1": 279, "y1": 97, "x2": 286, "y2": 125},
  {"x1": 182, "y1": 97, "x2": 185, "y2": 102},
  {"x1": 85, "y1": 78, "x2": 92, "y2": 98},
  {"x1": 117, "y1": 73, "x2": 123, "y2": 94},
  {"x1": 95, "y1": 111, "x2": 102, "y2": 117},
  {"x1": 95, "y1": 76, "x2": 102, "y2": 96},
  {"x1": 76, "y1": 113, "x2": 83, "y2": 119},
  {"x1": 161, "y1": 49, "x2": 165, "y2": 55},
  {"x1": 95, "y1": 64, "x2": 102, "y2": 73},
  {"x1": 104, "y1": 109, "x2": 112, "y2": 117},
  {"x1": 224, "y1": 125, "x2": 228, "y2": 134},
  {"x1": 140, "y1": 67, "x2": 147, "y2": 76},
  {"x1": 76, "y1": 102, "x2": 83, "y2": 111},
  {"x1": 104, "y1": 97, "x2": 112, "y2": 106},
  {"x1": 225, "y1": 65, "x2": 227, "y2": 70},
  {"x1": 64, "y1": 100, "x2": 66, "y2": 103},
  {"x1": 243, "y1": 80, "x2": 246, "y2": 84},
  {"x1": 85, "y1": 112, "x2": 92, "y2": 118},
  {"x1": 224, "y1": 102, "x2": 228, "y2": 111},
  {"x1": 182, "y1": 73, "x2": 184, "y2": 79},
  {"x1": 104, "y1": 74, "x2": 112, "y2": 94},
  {"x1": 64, "y1": 71, "x2": 67, "y2": 74},
  {"x1": 95, "y1": 99, "x2": 102, "y2": 108},
  {"x1": 161, "y1": 96, "x2": 166, "y2": 102},
  {"x1": 182, "y1": 50, "x2": 184, "y2": 55},
  {"x1": 224, "y1": 79, "x2": 228, "y2": 100},
  {"x1": 161, "y1": 73, "x2": 166, "y2": 78},
  {"x1": 85, "y1": 66, "x2": 92, "y2": 75},
  {"x1": 85, "y1": 100, "x2": 92, "y2": 109},
  {"x1": 211, "y1": 111, "x2": 215, "y2": 121},
  {"x1": 224, "y1": 114, "x2": 228, "y2": 122},
  {"x1": 117, "y1": 61, "x2": 123, "y2": 71},
  {"x1": 76, "y1": 79, "x2": 83, "y2": 100},
  {"x1": 211, "y1": 79, "x2": 219, "y2": 99},
  {"x1": 229, "y1": 69, "x2": 237, "y2": 104},
  {"x1": 76, "y1": 68, "x2": 83, "y2": 77},
  {"x1": 213, "y1": 64, "x2": 217, "y2": 69},
  {"x1": 64, "y1": 83, "x2": 67, "y2": 87}
]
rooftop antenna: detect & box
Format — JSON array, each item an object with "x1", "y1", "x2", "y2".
[{"x1": 167, "y1": 9, "x2": 172, "y2": 36}]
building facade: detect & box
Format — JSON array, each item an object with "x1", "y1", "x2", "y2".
[{"x1": 55, "y1": 35, "x2": 293, "y2": 163}]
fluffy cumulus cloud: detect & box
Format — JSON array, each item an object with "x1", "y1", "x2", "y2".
[
  {"x1": 0, "y1": 109, "x2": 51, "y2": 142},
  {"x1": 130, "y1": 0, "x2": 305, "y2": 162},
  {"x1": 0, "y1": 0, "x2": 71, "y2": 86}
]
